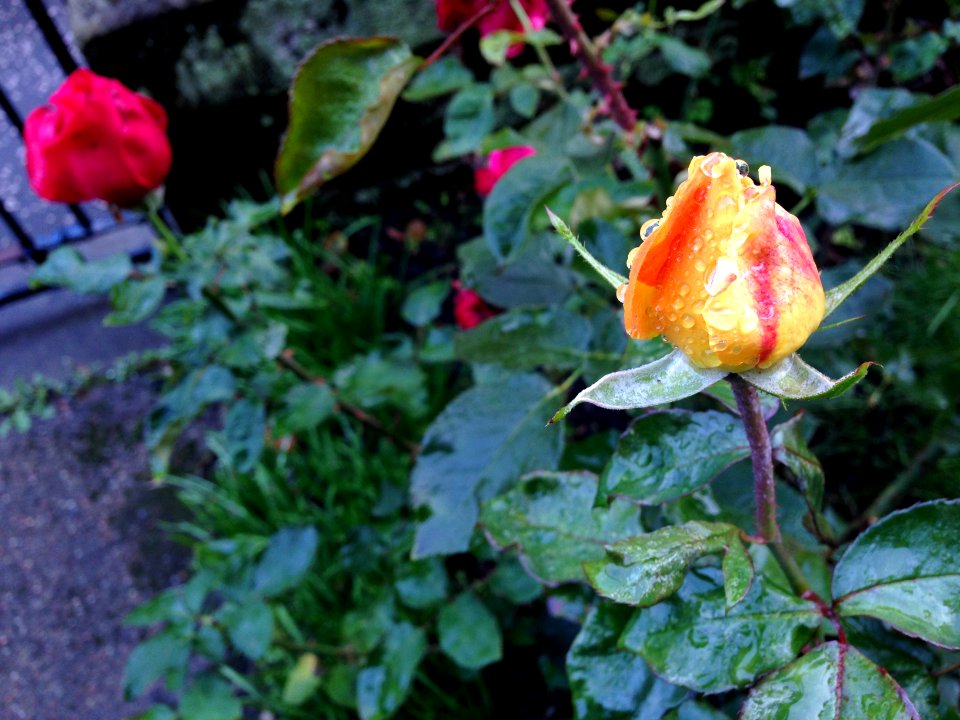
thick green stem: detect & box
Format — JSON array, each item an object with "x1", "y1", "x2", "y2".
[{"x1": 729, "y1": 375, "x2": 780, "y2": 544}]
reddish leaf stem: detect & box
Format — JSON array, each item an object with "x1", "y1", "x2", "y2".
[{"x1": 542, "y1": 0, "x2": 637, "y2": 134}]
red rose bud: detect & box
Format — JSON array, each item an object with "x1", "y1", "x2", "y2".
[
  {"x1": 452, "y1": 280, "x2": 498, "y2": 329},
  {"x1": 436, "y1": 0, "x2": 550, "y2": 49},
  {"x1": 622, "y1": 152, "x2": 825, "y2": 372},
  {"x1": 24, "y1": 69, "x2": 172, "y2": 207},
  {"x1": 474, "y1": 145, "x2": 536, "y2": 196}
]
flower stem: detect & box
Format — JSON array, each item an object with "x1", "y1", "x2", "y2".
[
  {"x1": 542, "y1": 0, "x2": 637, "y2": 135},
  {"x1": 729, "y1": 375, "x2": 781, "y2": 544}
]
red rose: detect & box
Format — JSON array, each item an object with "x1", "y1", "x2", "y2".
[
  {"x1": 436, "y1": 0, "x2": 550, "y2": 39},
  {"x1": 24, "y1": 69, "x2": 172, "y2": 207},
  {"x1": 474, "y1": 145, "x2": 537, "y2": 196},
  {"x1": 452, "y1": 281, "x2": 498, "y2": 329}
]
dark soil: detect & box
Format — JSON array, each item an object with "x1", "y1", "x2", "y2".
[{"x1": 0, "y1": 379, "x2": 190, "y2": 720}]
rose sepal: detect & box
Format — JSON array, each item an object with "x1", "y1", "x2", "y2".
[
  {"x1": 549, "y1": 349, "x2": 726, "y2": 423},
  {"x1": 740, "y1": 354, "x2": 874, "y2": 401}
]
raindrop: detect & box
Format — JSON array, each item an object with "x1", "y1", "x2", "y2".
[
  {"x1": 679, "y1": 284, "x2": 690, "y2": 296},
  {"x1": 640, "y1": 219, "x2": 660, "y2": 239},
  {"x1": 735, "y1": 159, "x2": 749, "y2": 176},
  {"x1": 616, "y1": 283, "x2": 628, "y2": 303},
  {"x1": 681, "y1": 314, "x2": 695, "y2": 329}
]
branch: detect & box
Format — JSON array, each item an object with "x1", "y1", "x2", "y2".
[{"x1": 543, "y1": 0, "x2": 638, "y2": 134}]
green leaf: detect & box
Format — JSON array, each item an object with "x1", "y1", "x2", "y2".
[
  {"x1": 600, "y1": 411, "x2": 749, "y2": 505},
  {"x1": 223, "y1": 399, "x2": 265, "y2": 473},
  {"x1": 402, "y1": 56, "x2": 473, "y2": 101},
  {"x1": 280, "y1": 383, "x2": 335, "y2": 433},
  {"x1": 620, "y1": 548, "x2": 820, "y2": 693},
  {"x1": 546, "y1": 208, "x2": 627, "y2": 290},
  {"x1": 857, "y1": 85, "x2": 960, "y2": 153},
  {"x1": 484, "y1": 156, "x2": 573, "y2": 261},
  {"x1": 455, "y1": 307, "x2": 593, "y2": 370},
  {"x1": 823, "y1": 182, "x2": 960, "y2": 319},
  {"x1": 833, "y1": 500, "x2": 960, "y2": 649},
  {"x1": 510, "y1": 83, "x2": 541, "y2": 118},
  {"x1": 32, "y1": 247, "x2": 132, "y2": 293},
  {"x1": 438, "y1": 592, "x2": 503, "y2": 670},
  {"x1": 654, "y1": 35, "x2": 710, "y2": 78},
  {"x1": 123, "y1": 631, "x2": 190, "y2": 698},
  {"x1": 488, "y1": 558, "x2": 543, "y2": 603},
  {"x1": 411, "y1": 374, "x2": 563, "y2": 558},
  {"x1": 334, "y1": 349, "x2": 427, "y2": 417},
  {"x1": 550, "y1": 350, "x2": 726, "y2": 424},
  {"x1": 741, "y1": 642, "x2": 920, "y2": 719},
  {"x1": 567, "y1": 603, "x2": 687, "y2": 720},
  {"x1": 253, "y1": 526, "x2": 319, "y2": 597},
  {"x1": 106, "y1": 276, "x2": 166, "y2": 326},
  {"x1": 394, "y1": 558, "x2": 449, "y2": 609},
  {"x1": 356, "y1": 623, "x2": 426, "y2": 720},
  {"x1": 740, "y1": 354, "x2": 872, "y2": 400},
  {"x1": 401, "y1": 281, "x2": 449, "y2": 327},
  {"x1": 180, "y1": 675, "x2": 243, "y2": 720},
  {"x1": 220, "y1": 600, "x2": 274, "y2": 660},
  {"x1": 276, "y1": 37, "x2": 419, "y2": 213},
  {"x1": 585, "y1": 521, "x2": 754, "y2": 609},
  {"x1": 888, "y1": 32, "x2": 948, "y2": 83},
  {"x1": 730, "y1": 126, "x2": 819, "y2": 193},
  {"x1": 129, "y1": 707, "x2": 177, "y2": 720},
  {"x1": 435, "y1": 84, "x2": 495, "y2": 159},
  {"x1": 817, "y1": 139, "x2": 958, "y2": 231},
  {"x1": 282, "y1": 654, "x2": 321, "y2": 706},
  {"x1": 481, "y1": 471, "x2": 643, "y2": 584}
]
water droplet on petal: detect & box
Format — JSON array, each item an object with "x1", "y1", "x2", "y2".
[
  {"x1": 705, "y1": 257, "x2": 738, "y2": 297},
  {"x1": 616, "y1": 283, "x2": 628, "y2": 303},
  {"x1": 626, "y1": 247, "x2": 639, "y2": 268},
  {"x1": 640, "y1": 218, "x2": 660, "y2": 239},
  {"x1": 679, "y1": 284, "x2": 690, "y2": 296},
  {"x1": 681, "y1": 314, "x2": 695, "y2": 329}
]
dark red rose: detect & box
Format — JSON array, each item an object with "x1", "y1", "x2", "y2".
[
  {"x1": 24, "y1": 69, "x2": 172, "y2": 207},
  {"x1": 452, "y1": 280, "x2": 499, "y2": 329}
]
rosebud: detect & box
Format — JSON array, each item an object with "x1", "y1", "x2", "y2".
[
  {"x1": 24, "y1": 69, "x2": 172, "y2": 207},
  {"x1": 452, "y1": 280, "x2": 498, "y2": 329},
  {"x1": 475, "y1": 145, "x2": 536, "y2": 196},
  {"x1": 622, "y1": 152, "x2": 825, "y2": 372}
]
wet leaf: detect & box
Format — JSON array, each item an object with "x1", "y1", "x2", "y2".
[
  {"x1": 550, "y1": 350, "x2": 726, "y2": 423},
  {"x1": 455, "y1": 307, "x2": 593, "y2": 370},
  {"x1": 434, "y1": 84, "x2": 495, "y2": 159},
  {"x1": 817, "y1": 139, "x2": 957, "y2": 231},
  {"x1": 833, "y1": 500, "x2": 960, "y2": 649},
  {"x1": 740, "y1": 354, "x2": 872, "y2": 400},
  {"x1": 823, "y1": 182, "x2": 960, "y2": 319},
  {"x1": 179, "y1": 674, "x2": 243, "y2": 720},
  {"x1": 730, "y1": 126, "x2": 820, "y2": 193},
  {"x1": 276, "y1": 37, "x2": 418, "y2": 213},
  {"x1": 741, "y1": 642, "x2": 920, "y2": 719},
  {"x1": 599, "y1": 411, "x2": 749, "y2": 505},
  {"x1": 485, "y1": 156, "x2": 573, "y2": 261},
  {"x1": 567, "y1": 603, "x2": 687, "y2": 719},
  {"x1": 220, "y1": 600, "x2": 274, "y2": 660},
  {"x1": 620, "y1": 548, "x2": 820, "y2": 693},
  {"x1": 32, "y1": 247, "x2": 131, "y2": 293},
  {"x1": 411, "y1": 374, "x2": 563, "y2": 557},
  {"x1": 771, "y1": 414, "x2": 834, "y2": 542},
  {"x1": 357, "y1": 623, "x2": 426, "y2": 720},
  {"x1": 401, "y1": 281, "x2": 449, "y2": 327},
  {"x1": 394, "y1": 558, "x2": 449, "y2": 609},
  {"x1": 584, "y1": 521, "x2": 754, "y2": 609},
  {"x1": 123, "y1": 631, "x2": 190, "y2": 698},
  {"x1": 481, "y1": 471, "x2": 643, "y2": 584},
  {"x1": 857, "y1": 85, "x2": 960, "y2": 153},
  {"x1": 107, "y1": 276, "x2": 166, "y2": 326},
  {"x1": 253, "y1": 526, "x2": 319, "y2": 598},
  {"x1": 438, "y1": 592, "x2": 502, "y2": 670},
  {"x1": 402, "y1": 56, "x2": 472, "y2": 101}
]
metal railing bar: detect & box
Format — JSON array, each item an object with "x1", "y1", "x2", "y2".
[
  {"x1": 0, "y1": 198, "x2": 43, "y2": 262},
  {"x1": 0, "y1": 83, "x2": 25, "y2": 135},
  {"x1": 23, "y1": 0, "x2": 80, "y2": 75}
]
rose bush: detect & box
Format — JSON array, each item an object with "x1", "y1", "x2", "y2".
[
  {"x1": 622, "y1": 152, "x2": 825, "y2": 372},
  {"x1": 24, "y1": 69, "x2": 171, "y2": 207},
  {"x1": 435, "y1": 0, "x2": 549, "y2": 37}
]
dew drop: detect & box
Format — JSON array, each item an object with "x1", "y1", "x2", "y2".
[
  {"x1": 672, "y1": 297, "x2": 685, "y2": 311},
  {"x1": 704, "y1": 229, "x2": 714, "y2": 241},
  {"x1": 694, "y1": 259, "x2": 706, "y2": 272},
  {"x1": 681, "y1": 314, "x2": 695, "y2": 329},
  {"x1": 673, "y1": 325, "x2": 680, "y2": 333},
  {"x1": 731, "y1": 344, "x2": 742, "y2": 354},
  {"x1": 715, "y1": 340, "x2": 727, "y2": 350},
  {"x1": 626, "y1": 246, "x2": 639, "y2": 268},
  {"x1": 616, "y1": 283, "x2": 628, "y2": 303},
  {"x1": 679, "y1": 284, "x2": 690, "y2": 296},
  {"x1": 640, "y1": 219, "x2": 660, "y2": 239},
  {"x1": 668, "y1": 312, "x2": 677, "y2": 322}
]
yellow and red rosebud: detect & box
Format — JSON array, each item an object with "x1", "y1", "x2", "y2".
[
  {"x1": 474, "y1": 145, "x2": 536, "y2": 196},
  {"x1": 622, "y1": 152, "x2": 825, "y2": 372}
]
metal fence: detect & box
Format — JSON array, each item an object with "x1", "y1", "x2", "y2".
[{"x1": 0, "y1": 0, "x2": 147, "y2": 306}]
